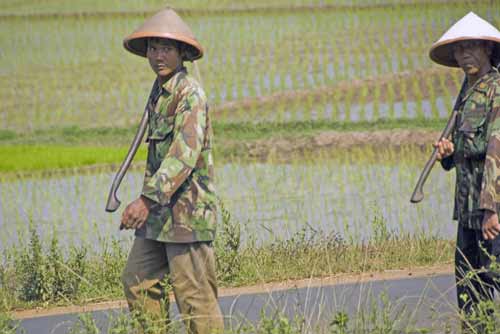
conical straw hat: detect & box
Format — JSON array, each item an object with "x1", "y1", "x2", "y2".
[
  {"x1": 124, "y1": 8, "x2": 203, "y2": 61},
  {"x1": 429, "y1": 12, "x2": 500, "y2": 68}
]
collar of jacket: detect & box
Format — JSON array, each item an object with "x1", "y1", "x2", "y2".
[
  {"x1": 160, "y1": 66, "x2": 187, "y2": 95},
  {"x1": 461, "y1": 69, "x2": 499, "y2": 103}
]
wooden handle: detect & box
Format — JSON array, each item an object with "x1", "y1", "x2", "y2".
[
  {"x1": 105, "y1": 80, "x2": 159, "y2": 213},
  {"x1": 105, "y1": 109, "x2": 150, "y2": 212},
  {"x1": 410, "y1": 79, "x2": 467, "y2": 204}
]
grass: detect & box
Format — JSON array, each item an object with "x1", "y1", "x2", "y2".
[
  {"x1": 0, "y1": 145, "x2": 147, "y2": 173},
  {"x1": 0, "y1": 208, "x2": 454, "y2": 313}
]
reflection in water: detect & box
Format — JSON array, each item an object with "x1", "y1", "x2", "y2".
[{"x1": 0, "y1": 158, "x2": 456, "y2": 251}]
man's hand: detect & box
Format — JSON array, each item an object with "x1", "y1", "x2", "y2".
[
  {"x1": 482, "y1": 210, "x2": 500, "y2": 240},
  {"x1": 120, "y1": 196, "x2": 154, "y2": 230},
  {"x1": 433, "y1": 138, "x2": 454, "y2": 161}
]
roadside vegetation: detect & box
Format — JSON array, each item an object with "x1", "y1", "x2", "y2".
[{"x1": 0, "y1": 203, "x2": 454, "y2": 313}]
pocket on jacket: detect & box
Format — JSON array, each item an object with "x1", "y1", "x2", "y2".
[
  {"x1": 148, "y1": 113, "x2": 175, "y2": 141},
  {"x1": 457, "y1": 107, "x2": 488, "y2": 159}
]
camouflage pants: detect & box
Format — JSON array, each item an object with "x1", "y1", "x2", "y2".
[
  {"x1": 455, "y1": 225, "x2": 500, "y2": 317},
  {"x1": 122, "y1": 237, "x2": 224, "y2": 334}
]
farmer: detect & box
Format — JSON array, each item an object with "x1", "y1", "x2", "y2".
[
  {"x1": 431, "y1": 12, "x2": 500, "y2": 327},
  {"x1": 119, "y1": 8, "x2": 224, "y2": 334}
]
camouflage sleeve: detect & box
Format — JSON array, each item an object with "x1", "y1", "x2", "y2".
[
  {"x1": 479, "y1": 85, "x2": 500, "y2": 214},
  {"x1": 141, "y1": 86, "x2": 207, "y2": 206}
]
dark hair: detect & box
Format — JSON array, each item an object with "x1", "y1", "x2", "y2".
[
  {"x1": 147, "y1": 37, "x2": 196, "y2": 61},
  {"x1": 492, "y1": 44, "x2": 500, "y2": 68}
]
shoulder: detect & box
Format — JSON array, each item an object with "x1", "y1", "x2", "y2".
[
  {"x1": 174, "y1": 72, "x2": 207, "y2": 104},
  {"x1": 486, "y1": 72, "x2": 500, "y2": 104}
]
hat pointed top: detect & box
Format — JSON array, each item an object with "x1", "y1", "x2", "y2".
[
  {"x1": 123, "y1": 7, "x2": 203, "y2": 61},
  {"x1": 429, "y1": 11, "x2": 500, "y2": 67}
]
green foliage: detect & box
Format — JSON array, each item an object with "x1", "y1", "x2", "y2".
[
  {"x1": 330, "y1": 311, "x2": 349, "y2": 334},
  {"x1": 457, "y1": 247, "x2": 500, "y2": 333},
  {"x1": 14, "y1": 228, "x2": 88, "y2": 303},
  {"x1": 87, "y1": 238, "x2": 127, "y2": 295},
  {"x1": 0, "y1": 217, "x2": 455, "y2": 312},
  {"x1": 3, "y1": 228, "x2": 127, "y2": 307},
  {"x1": 215, "y1": 198, "x2": 241, "y2": 283},
  {"x1": 0, "y1": 130, "x2": 15, "y2": 141},
  {"x1": 0, "y1": 312, "x2": 24, "y2": 334},
  {"x1": 69, "y1": 313, "x2": 100, "y2": 334},
  {"x1": 0, "y1": 145, "x2": 148, "y2": 173},
  {"x1": 258, "y1": 310, "x2": 303, "y2": 334},
  {"x1": 328, "y1": 293, "x2": 412, "y2": 334},
  {"x1": 371, "y1": 209, "x2": 393, "y2": 245}
]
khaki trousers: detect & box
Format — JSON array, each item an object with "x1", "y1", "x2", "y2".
[{"x1": 122, "y1": 237, "x2": 224, "y2": 334}]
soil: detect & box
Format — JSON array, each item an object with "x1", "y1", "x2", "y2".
[
  {"x1": 238, "y1": 129, "x2": 440, "y2": 160},
  {"x1": 11, "y1": 264, "x2": 453, "y2": 320}
]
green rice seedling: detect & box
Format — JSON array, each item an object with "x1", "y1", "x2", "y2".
[
  {"x1": 2, "y1": 2, "x2": 496, "y2": 129},
  {"x1": 425, "y1": 75, "x2": 439, "y2": 119},
  {"x1": 411, "y1": 76, "x2": 424, "y2": 119}
]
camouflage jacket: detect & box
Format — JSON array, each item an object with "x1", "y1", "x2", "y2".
[
  {"x1": 441, "y1": 69, "x2": 500, "y2": 229},
  {"x1": 136, "y1": 69, "x2": 217, "y2": 243}
]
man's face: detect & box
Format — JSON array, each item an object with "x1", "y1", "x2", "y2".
[
  {"x1": 147, "y1": 38, "x2": 183, "y2": 78},
  {"x1": 453, "y1": 40, "x2": 492, "y2": 75}
]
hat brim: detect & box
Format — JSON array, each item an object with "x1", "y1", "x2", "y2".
[
  {"x1": 123, "y1": 32, "x2": 203, "y2": 61},
  {"x1": 429, "y1": 37, "x2": 500, "y2": 67}
]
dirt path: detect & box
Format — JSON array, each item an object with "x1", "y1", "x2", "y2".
[{"x1": 12, "y1": 264, "x2": 453, "y2": 320}]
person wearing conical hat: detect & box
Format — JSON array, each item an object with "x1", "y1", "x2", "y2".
[
  {"x1": 119, "y1": 8, "x2": 223, "y2": 334},
  {"x1": 432, "y1": 12, "x2": 500, "y2": 327}
]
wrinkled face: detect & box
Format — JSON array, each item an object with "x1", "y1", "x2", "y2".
[
  {"x1": 147, "y1": 38, "x2": 183, "y2": 78},
  {"x1": 453, "y1": 40, "x2": 492, "y2": 75}
]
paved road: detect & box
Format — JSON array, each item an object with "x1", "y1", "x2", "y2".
[{"x1": 17, "y1": 274, "x2": 458, "y2": 333}]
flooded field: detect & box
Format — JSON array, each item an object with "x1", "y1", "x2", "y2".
[
  {"x1": 2, "y1": 2, "x2": 497, "y2": 129},
  {"x1": 0, "y1": 149, "x2": 456, "y2": 251}
]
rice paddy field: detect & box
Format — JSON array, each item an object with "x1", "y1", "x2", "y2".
[
  {"x1": 0, "y1": 149, "x2": 456, "y2": 251},
  {"x1": 0, "y1": 0, "x2": 498, "y2": 321},
  {"x1": 1, "y1": 0, "x2": 494, "y2": 255},
  {"x1": 2, "y1": 0, "x2": 498, "y2": 130}
]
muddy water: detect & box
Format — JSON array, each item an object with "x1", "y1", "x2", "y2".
[{"x1": 0, "y1": 157, "x2": 456, "y2": 251}]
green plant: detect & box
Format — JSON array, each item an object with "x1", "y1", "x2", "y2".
[
  {"x1": 215, "y1": 198, "x2": 242, "y2": 283},
  {"x1": 371, "y1": 209, "x2": 393, "y2": 245},
  {"x1": 13, "y1": 229, "x2": 89, "y2": 304},
  {"x1": 69, "y1": 313, "x2": 100, "y2": 334},
  {"x1": 258, "y1": 310, "x2": 303, "y2": 334},
  {"x1": 330, "y1": 311, "x2": 349, "y2": 334},
  {"x1": 0, "y1": 312, "x2": 24, "y2": 334}
]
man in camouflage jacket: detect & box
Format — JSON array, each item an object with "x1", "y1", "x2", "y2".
[
  {"x1": 119, "y1": 8, "x2": 223, "y2": 334},
  {"x1": 431, "y1": 12, "x2": 500, "y2": 321}
]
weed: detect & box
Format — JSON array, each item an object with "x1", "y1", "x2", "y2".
[
  {"x1": 69, "y1": 313, "x2": 100, "y2": 334},
  {"x1": 215, "y1": 198, "x2": 242, "y2": 283},
  {"x1": 0, "y1": 312, "x2": 24, "y2": 334},
  {"x1": 259, "y1": 310, "x2": 303, "y2": 334},
  {"x1": 330, "y1": 311, "x2": 349, "y2": 334}
]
